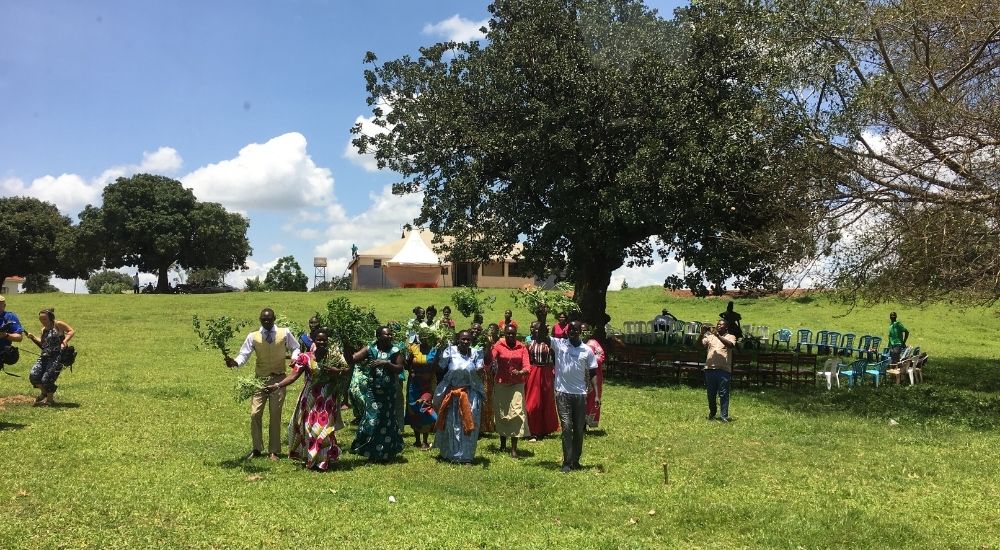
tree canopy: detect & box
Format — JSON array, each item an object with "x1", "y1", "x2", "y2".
[
  {"x1": 0, "y1": 196, "x2": 73, "y2": 283},
  {"x1": 77, "y1": 174, "x2": 251, "y2": 291},
  {"x1": 765, "y1": 0, "x2": 1000, "y2": 303},
  {"x1": 352, "y1": 0, "x2": 829, "y2": 331},
  {"x1": 264, "y1": 256, "x2": 308, "y2": 291}
]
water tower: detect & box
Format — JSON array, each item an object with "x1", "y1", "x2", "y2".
[{"x1": 313, "y1": 257, "x2": 327, "y2": 287}]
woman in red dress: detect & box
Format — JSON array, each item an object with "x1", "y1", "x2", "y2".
[{"x1": 524, "y1": 321, "x2": 559, "y2": 440}]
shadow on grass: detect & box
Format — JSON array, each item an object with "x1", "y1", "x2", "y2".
[
  {"x1": 529, "y1": 459, "x2": 605, "y2": 473},
  {"x1": 585, "y1": 429, "x2": 608, "y2": 437},
  {"x1": 216, "y1": 456, "x2": 269, "y2": 474},
  {"x1": 48, "y1": 401, "x2": 81, "y2": 409},
  {"x1": 0, "y1": 421, "x2": 27, "y2": 431},
  {"x1": 745, "y1": 374, "x2": 1000, "y2": 430}
]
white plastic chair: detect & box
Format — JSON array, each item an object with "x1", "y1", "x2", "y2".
[{"x1": 817, "y1": 357, "x2": 841, "y2": 390}]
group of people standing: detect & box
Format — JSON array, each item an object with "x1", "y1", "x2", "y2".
[
  {"x1": 227, "y1": 305, "x2": 606, "y2": 474},
  {"x1": 0, "y1": 295, "x2": 76, "y2": 406}
]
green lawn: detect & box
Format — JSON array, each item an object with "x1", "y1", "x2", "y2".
[{"x1": 1, "y1": 288, "x2": 998, "y2": 549}]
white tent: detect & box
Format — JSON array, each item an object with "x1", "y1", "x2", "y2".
[{"x1": 383, "y1": 231, "x2": 443, "y2": 287}]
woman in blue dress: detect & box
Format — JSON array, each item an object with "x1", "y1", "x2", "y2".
[
  {"x1": 433, "y1": 330, "x2": 485, "y2": 464},
  {"x1": 348, "y1": 326, "x2": 405, "y2": 462}
]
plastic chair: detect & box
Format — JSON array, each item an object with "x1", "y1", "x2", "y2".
[
  {"x1": 817, "y1": 357, "x2": 842, "y2": 390},
  {"x1": 855, "y1": 335, "x2": 872, "y2": 358},
  {"x1": 909, "y1": 353, "x2": 926, "y2": 384},
  {"x1": 772, "y1": 328, "x2": 792, "y2": 350},
  {"x1": 865, "y1": 359, "x2": 889, "y2": 387},
  {"x1": 826, "y1": 331, "x2": 841, "y2": 355},
  {"x1": 756, "y1": 325, "x2": 769, "y2": 343},
  {"x1": 795, "y1": 329, "x2": 812, "y2": 352},
  {"x1": 839, "y1": 359, "x2": 868, "y2": 387},
  {"x1": 839, "y1": 333, "x2": 856, "y2": 356},
  {"x1": 886, "y1": 357, "x2": 912, "y2": 385},
  {"x1": 867, "y1": 337, "x2": 882, "y2": 360},
  {"x1": 814, "y1": 330, "x2": 830, "y2": 355}
]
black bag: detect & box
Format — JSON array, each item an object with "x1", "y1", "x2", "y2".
[
  {"x1": 0, "y1": 345, "x2": 19, "y2": 365},
  {"x1": 59, "y1": 345, "x2": 77, "y2": 367}
]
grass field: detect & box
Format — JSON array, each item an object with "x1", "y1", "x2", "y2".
[{"x1": 1, "y1": 287, "x2": 998, "y2": 549}]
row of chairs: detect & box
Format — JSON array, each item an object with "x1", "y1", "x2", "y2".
[
  {"x1": 817, "y1": 352, "x2": 927, "y2": 389},
  {"x1": 769, "y1": 328, "x2": 885, "y2": 359},
  {"x1": 607, "y1": 348, "x2": 820, "y2": 387},
  {"x1": 620, "y1": 320, "x2": 771, "y2": 348}
]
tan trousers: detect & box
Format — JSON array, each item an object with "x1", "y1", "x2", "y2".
[{"x1": 250, "y1": 373, "x2": 286, "y2": 454}]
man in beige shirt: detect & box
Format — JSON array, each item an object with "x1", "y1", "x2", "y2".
[{"x1": 701, "y1": 319, "x2": 736, "y2": 422}]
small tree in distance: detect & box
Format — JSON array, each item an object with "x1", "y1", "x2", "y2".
[{"x1": 264, "y1": 256, "x2": 308, "y2": 291}]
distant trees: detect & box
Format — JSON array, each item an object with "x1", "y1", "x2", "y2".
[
  {"x1": 0, "y1": 197, "x2": 73, "y2": 283},
  {"x1": 264, "y1": 256, "x2": 308, "y2": 291},
  {"x1": 76, "y1": 174, "x2": 251, "y2": 292}
]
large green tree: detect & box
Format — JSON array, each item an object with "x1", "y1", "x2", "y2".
[
  {"x1": 78, "y1": 174, "x2": 252, "y2": 291},
  {"x1": 0, "y1": 197, "x2": 73, "y2": 283},
  {"x1": 765, "y1": 0, "x2": 1000, "y2": 303},
  {"x1": 352, "y1": 0, "x2": 829, "y2": 331}
]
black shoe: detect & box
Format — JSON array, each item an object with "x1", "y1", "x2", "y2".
[
  {"x1": 244, "y1": 450, "x2": 262, "y2": 460},
  {"x1": 718, "y1": 417, "x2": 730, "y2": 423},
  {"x1": 572, "y1": 462, "x2": 582, "y2": 470},
  {"x1": 707, "y1": 413, "x2": 716, "y2": 420},
  {"x1": 561, "y1": 464, "x2": 573, "y2": 473}
]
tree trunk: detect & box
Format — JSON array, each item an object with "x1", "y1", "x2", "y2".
[
  {"x1": 157, "y1": 265, "x2": 170, "y2": 292},
  {"x1": 574, "y1": 261, "x2": 613, "y2": 341}
]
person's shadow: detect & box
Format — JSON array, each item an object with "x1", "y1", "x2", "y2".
[
  {"x1": 0, "y1": 421, "x2": 27, "y2": 431},
  {"x1": 47, "y1": 402, "x2": 81, "y2": 409}
]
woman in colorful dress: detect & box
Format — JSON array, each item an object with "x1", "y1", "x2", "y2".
[
  {"x1": 582, "y1": 323, "x2": 606, "y2": 429},
  {"x1": 477, "y1": 323, "x2": 500, "y2": 435},
  {"x1": 266, "y1": 328, "x2": 350, "y2": 470},
  {"x1": 525, "y1": 321, "x2": 559, "y2": 441},
  {"x1": 348, "y1": 326, "x2": 405, "y2": 462},
  {"x1": 492, "y1": 325, "x2": 531, "y2": 458},
  {"x1": 551, "y1": 312, "x2": 570, "y2": 338},
  {"x1": 406, "y1": 339, "x2": 440, "y2": 449},
  {"x1": 433, "y1": 330, "x2": 485, "y2": 464},
  {"x1": 25, "y1": 308, "x2": 75, "y2": 406}
]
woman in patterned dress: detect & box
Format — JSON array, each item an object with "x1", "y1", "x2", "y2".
[
  {"x1": 525, "y1": 321, "x2": 559, "y2": 440},
  {"x1": 266, "y1": 328, "x2": 350, "y2": 470},
  {"x1": 25, "y1": 308, "x2": 75, "y2": 406},
  {"x1": 476, "y1": 323, "x2": 499, "y2": 435},
  {"x1": 406, "y1": 339, "x2": 440, "y2": 449},
  {"x1": 347, "y1": 326, "x2": 405, "y2": 462}
]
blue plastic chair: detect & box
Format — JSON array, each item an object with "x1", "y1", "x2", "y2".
[
  {"x1": 839, "y1": 359, "x2": 868, "y2": 387},
  {"x1": 865, "y1": 359, "x2": 889, "y2": 387},
  {"x1": 795, "y1": 329, "x2": 812, "y2": 353},
  {"x1": 839, "y1": 333, "x2": 856, "y2": 356},
  {"x1": 826, "y1": 331, "x2": 841, "y2": 355},
  {"x1": 814, "y1": 330, "x2": 830, "y2": 355},
  {"x1": 772, "y1": 328, "x2": 792, "y2": 350},
  {"x1": 855, "y1": 335, "x2": 872, "y2": 358}
]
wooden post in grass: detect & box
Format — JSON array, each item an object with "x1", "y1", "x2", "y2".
[{"x1": 662, "y1": 462, "x2": 669, "y2": 484}]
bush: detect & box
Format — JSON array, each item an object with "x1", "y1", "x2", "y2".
[
  {"x1": 187, "y1": 268, "x2": 224, "y2": 287},
  {"x1": 244, "y1": 276, "x2": 267, "y2": 292},
  {"x1": 85, "y1": 270, "x2": 133, "y2": 294},
  {"x1": 312, "y1": 275, "x2": 351, "y2": 291},
  {"x1": 99, "y1": 282, "x2": 130, "y2": 294}
]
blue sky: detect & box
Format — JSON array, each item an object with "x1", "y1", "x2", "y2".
[{"x1": 1, "y1": 0, "x2": 687, "y2": 291}]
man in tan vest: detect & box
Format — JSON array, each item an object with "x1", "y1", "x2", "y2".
[{"x1": 226, "y1": 308, "x2": 301, "y2": 460}]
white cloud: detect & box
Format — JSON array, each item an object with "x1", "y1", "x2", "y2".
[
  {"x1": 344, "y1": 103, "x2": 393, "y2": 172},
  {"x1": 1, "y1": 146, "x2": 184, "y2": 216},
  {"x1": 269, "y1": 243, "x2": 286, "y2": 254},
  {"x1": 422, "y1": 14, "x2": 489, "y2": 42},
  {"x1": 312, "y1": 185, "x2": 424, "y2": 275},
  {"x1": 183, "y1": 132, "x2": 333, "y2": 211}
]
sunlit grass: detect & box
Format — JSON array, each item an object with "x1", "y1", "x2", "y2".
[{"x1": 1, "y1": 288, "x2": 998, "y2": 548}]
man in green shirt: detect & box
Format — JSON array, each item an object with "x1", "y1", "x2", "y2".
[{"x1": 887, "y1": 312, "x2": 909, "y2": 363}]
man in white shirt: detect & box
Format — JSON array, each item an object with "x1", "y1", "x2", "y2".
[
  {"x1": 225, "y1": 308, "x2": 301, "y2": 460},
  {"x1": 700, "y1": 319, "x2": 736, "y2": 423},
  {"x1": 549, "y1": 321, "x2": 598, "y2": 473}
]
